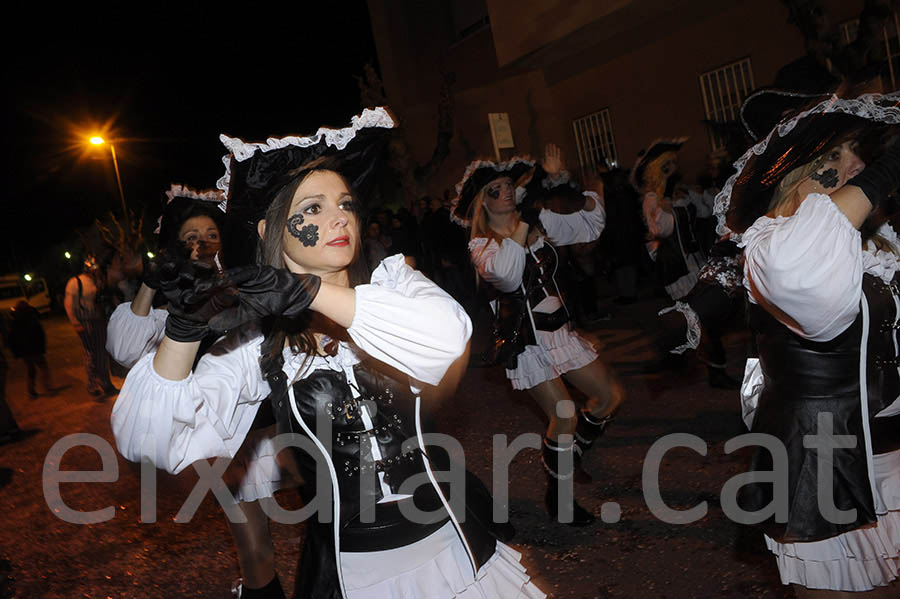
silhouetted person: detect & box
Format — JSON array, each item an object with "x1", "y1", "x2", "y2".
[{"x1": 6, "y1": 301, "x2": 53, "y2": 398}]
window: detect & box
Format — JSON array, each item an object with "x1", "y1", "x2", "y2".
[
  {"x1": 699, "y1": 57, "x2": 755, "y2": 151},
  {"x1": 839, "y1": 12, "x2": 900, "y2": 91},
  {"x1": 572, "y1": 108, "x2": 618, "y2": 179}
]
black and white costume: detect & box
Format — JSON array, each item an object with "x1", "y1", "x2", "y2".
[
  {"x1": 113, "y1": 108, "x2": 545, "y2": 598},
  {"x1": 112, "y1": 255, "x2": 544, "y2": 598},
  {"x1": 719, "y1": 93, "x2": 900, "y2": 591},
  {"x1": 107, "y1": 185, "x2": 282, "y2": 505},
  {"x1": 633, "y1": 139, "x2": 706, "y2": 300},
  {"x1": 469, "y1": 199, "x2": 605, "y2": 389},
  {"x1": 739, "y1": 197, "x2": 900, "y2": 590}
]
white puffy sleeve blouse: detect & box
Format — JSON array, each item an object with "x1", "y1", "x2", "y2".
[
  {"x1": 106, "y1": 302, "x2": 168, "y2": 368},
  {"x1": 741, "y1": 194, "x2": 863, "y2": 342},
  {"x1": 468, "y1": 195, "x2": 605, "y2": 294},
  {"x1": 110, "y1": 255, "x2": 472, "y2": 474}
]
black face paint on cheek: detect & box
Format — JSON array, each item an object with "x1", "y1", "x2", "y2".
[
  {"x1": 298, "y1": 224, "x2": 319, "y2": 247},
  {"x1": 287, "y1": 213, "x2": 305, "y2": 238},
  {"x1": 811, "y1": 167, "x2": 839, "y2": 189}
]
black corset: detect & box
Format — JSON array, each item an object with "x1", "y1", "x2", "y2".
[
  {"x1": 286, "y1": 366, "x2": 447, "y2": 538},
  {"x1": 523, "y1": 241, "x2": 561, "y2": 308},
  {"x1": 742, "y1": 272, "x2": 900, "y2": 542}
]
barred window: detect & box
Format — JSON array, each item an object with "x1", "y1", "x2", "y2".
[
  {"x1": 698, "y1": 57, "x2": 755, "y2": 151},
  {"x1": 840, "y1": 12, "x2": 900, "y2": 91},
  {"x1": 572, "y1": 108, "x2": 618, "y2": 179}
]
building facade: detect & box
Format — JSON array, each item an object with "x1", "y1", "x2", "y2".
[{"x1": 368, "y1": 0, "x2": 894, "y2": 198}]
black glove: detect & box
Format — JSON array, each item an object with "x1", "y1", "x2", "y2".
[
  {"x1": 152, "y1": 239, "x2": 195, "y2": 297},
  {"x1": 162, "y1": 258, "x2": 242, "y2": 343},
  {"x1": 207, "y1": 266, "x2": 322, "y2": 333},
  {"x1": 141, "y1": 251, "x2": 163, "y2": 290},
  {"x1": 847, "y1": 141, "x2": 900, "y2": 211}
]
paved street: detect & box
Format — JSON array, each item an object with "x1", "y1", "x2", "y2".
[{"x1": 1, "y1": 307, "x2": 794, "y2": 598}]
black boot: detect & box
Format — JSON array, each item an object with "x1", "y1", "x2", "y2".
[
  {"x1": 239, "y1": 574, "x2": 285, "y2": 599},
  {"x1": 572, "y1": 410, "x2": 616, "y2": 483},
  {"x1": 707, "y1": 366, "x2": 741, "y2": 390},
  {"x1": 574, "y1": 409, "x2": 616, "y2": 459},
  {"x1": 542, "y1": 438, "x2": 595, "y2": 526}
]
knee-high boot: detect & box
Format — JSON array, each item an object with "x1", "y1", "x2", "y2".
[
  {"x1": 574, "y1": 409, "x2": 616, "y2": 461},
  {"x1": 542, "y1": 437, "x2": 595, "y2": 526}
]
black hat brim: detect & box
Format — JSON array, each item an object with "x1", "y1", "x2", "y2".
[
  {"x1": 726, "y1": 111, "x2": 889, "y2": 233},
  {"x1": 451, "y1": 159, "x2": 535, "y2": 224}
]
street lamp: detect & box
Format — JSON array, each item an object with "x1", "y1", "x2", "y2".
[{"x1": 88, "y1": 135, "x2": 129, "y2": 229}]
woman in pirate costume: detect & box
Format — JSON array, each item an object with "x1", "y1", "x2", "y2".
[
  {"x1": 452, "y1": 144, "x2": 624, "y2": 526},
  {"x1": 718, "y1": 92, "x2": 900, "y2": 596},
  {"x1": 108, "y1": 185, "x2": 290, "y2": 598},
  {"x1": 648, "y1": 88, "x2": 836, "y2": 389},
  {"x1": 111, "y1": 108, "x2": 545, "y2": 599},
  {"x1": 632, "y1": 138, "x2": 707, "y2": 300},
  {"x1": 107, "y1": 184, "x2": 226, "y2": 368}
]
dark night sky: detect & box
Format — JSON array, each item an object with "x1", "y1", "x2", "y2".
[{"x1": 3, "y1": 1, "x2": 380, "y2": 273}]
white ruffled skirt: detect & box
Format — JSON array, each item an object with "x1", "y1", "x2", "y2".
[
  {"x1": 340, "y1": 521, "x2": 546, "y2": 598},
  {"x1": 226, "y1": 433, "x2": 282, "y2": 504},
  {"x1": 765, "y1": 448, "x2": 900, "y2": 591},
  {"x1": 506, "y1": 323, "x2": 598, "y2": 390}
]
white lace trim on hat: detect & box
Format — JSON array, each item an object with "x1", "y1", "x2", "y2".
[
  {"x1": 216, "y1": 106, "x2": 396, "y2": 201},
  {"x1": 449, "y1": 156, "x2": 535, "y2": 227},
  {"x1": 714, "y1": 93, "x2": 900, "y2": 240},
  {"x1": 154, "y1": 184, "x2": 225, "y2": 234},
  {"x1": 740, "y1": 89, "x2": 833, "y2": 141},
  {"x1": 453, "y1": 157, "x2": 535, "y2": 198}
]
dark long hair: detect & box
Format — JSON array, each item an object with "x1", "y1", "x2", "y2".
[
  {"x1": 257, "y1": 161, "x2": 371, "y2": 376},
  {"x1": 158, "y1": 198, "x2": 226, "y2": 252}
]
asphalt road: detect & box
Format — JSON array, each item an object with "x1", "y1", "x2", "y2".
[{"x1": 1, "y1": 308, "x2": 794, "y2": 598}]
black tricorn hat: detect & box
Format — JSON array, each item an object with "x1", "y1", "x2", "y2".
[
  {"x1": 716, "y1": 94, "x2": 900, "y2": 236},
  {"x1": 629, "y1": 138, "x2": 687, "y2": 191},
  {"x1": 740, "y1": 56, "x2": 841, "y2": 142},
  {"x1": 217, "y1": 107, "x2": 396, "y2": 263},
  {"x1": 450, "y1": 157, "x2": 535, "y2": 226}
]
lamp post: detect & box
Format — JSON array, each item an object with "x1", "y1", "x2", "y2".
[{"x1": 89, "y1": 136, "x2": 129, "y2": 229}]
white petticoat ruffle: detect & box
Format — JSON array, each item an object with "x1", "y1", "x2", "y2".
[
  {"x1": 663, "y1": 252, "x2": 704, "y2": 300},
  {"x1": 223, "y1": 432, "x2": 282, "y2": 505},
  {"x1": 657, "y1": 301, "x2": 701, "y2": 355},
  {"x1": 506, "y1": 324, "x2": 598, "y2": 390},
  {"x1": 765, "y1": 448, "x2": 900, "y2": 591},
  {"x1": 863, "y1": 222, "x2": 900, "y2": 284},
  {"x1": 340, "y1": 521, "x2": 546, "y2": 598}
]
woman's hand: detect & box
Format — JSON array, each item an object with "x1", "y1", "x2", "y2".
[
  {"x1": 162, "y1": 262, "x2": 241, "y2": 342},
  {"x1": 207, "y1": 266, "x2": 322, "y2": 332},
  {"x1": 542, "y1": 143, "x2": 565, "y2": 176}
]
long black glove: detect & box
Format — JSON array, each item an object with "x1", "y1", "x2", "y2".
[
  {"x1": 162, "y1": 261, "x2": 245, "y2": 342},
  {"x1": 847, "y1": 141, "x2": 900, "y2": 211},
  {"x1": 206, "y1": 266, "x2": 322, "y2": 333},
  {"x1": 148, "y1": 238, "x2": 196, "y2": 293}
]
